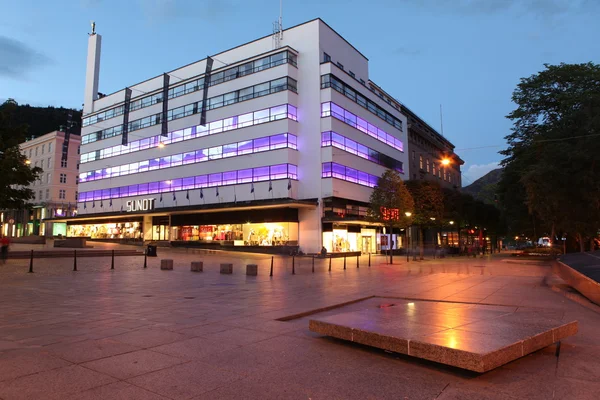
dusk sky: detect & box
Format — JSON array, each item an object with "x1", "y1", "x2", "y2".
[{"x1": 1, "y1": 0, "x2": 598, "y2": 185}]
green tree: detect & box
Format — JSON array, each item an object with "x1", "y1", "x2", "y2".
[
  {"x1": 500, "y1": 63, "x2": 600, "y2": 252},
  {"x1": 368, "y1": 170, "x2": 414, "y2": 264},
  {"x1": 405, "y1": 180, "x2": 444, "y2": 259},
  {"x1": 0, "y1": 101, "x2": 43, "y2": 210}
]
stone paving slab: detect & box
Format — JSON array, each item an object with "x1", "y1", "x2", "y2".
[{"x1": 309, "y1": 297, "x2": 578, "y2": 373}]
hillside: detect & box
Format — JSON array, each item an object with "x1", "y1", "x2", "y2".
[
  {"x1": 463, "y1": 168, "x2": 503, "y2": 204},
  {"x1": 0, "y1": 100, "x2": 82, "y2": 139}
]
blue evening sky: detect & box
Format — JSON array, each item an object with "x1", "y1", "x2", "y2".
[{"x1": 1, "y1": 0, "x2": 598, "y2": 184}]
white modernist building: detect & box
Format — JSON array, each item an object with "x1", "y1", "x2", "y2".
[{"x1": 68, "y1": 19, "x2": 413, "y2": 253}]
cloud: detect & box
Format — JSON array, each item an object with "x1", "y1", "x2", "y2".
[
  {"x1": 0, "y1": 36, "x2": 51, "y2": 79},
  {"x1": 462, "y1": 161, "x2": 500, "y2": 185},
  {"x1": 397, "y1": 0, "x2": 596, "y2": 17}
]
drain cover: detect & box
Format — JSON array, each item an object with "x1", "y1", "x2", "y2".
[{"x1": 378, "y1": 303, "x2": 396, "y2": 308}]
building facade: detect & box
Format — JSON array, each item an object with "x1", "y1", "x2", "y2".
[
  {"x1": 403, "y1": 106, "x2": 463, "y2": 189},
  {"x1": 1, "y1": 130, "x2": 80, "y2": 237},
  {"x1": 61, "y1": 19, "x2": 459, "y2": 253}
]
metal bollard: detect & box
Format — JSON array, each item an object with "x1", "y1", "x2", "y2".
[
  {"x1": 343, "y1": 255, "x2": 346, "y2": 270},
  {"x1": 143, "y1": 253, "x2": 147, "y2": 269},
  {"x1": 292, "y1": 255, "x2": 295, "y2": 275},
  {"x1": 368, "y1": 252, "x2": 371, "y2": 267},
  {"x1": 28, "y1": 250, "x2": 34, "y2": 273},
  {"x1": 269, "y1": 256, "x2": 274, "y2": 277},
  {"x1": 111, "y1": 250, "x2": 115, "y2": 270},
  {"x1": 73, "y1": 250, "x2": 77, "y2": 271},
  {"x1": 357, "y1": 255, "x2": 359, "y2": 269},
  {"x1": 328, "y1": 256, "x2": 332, "y2": 272},
  {"x1": 312, "y1": 255, "x2": 315, "y2": 273}
]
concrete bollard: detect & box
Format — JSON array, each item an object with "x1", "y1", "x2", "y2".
[
  {"x1": 246, "y1": 264, "x2": 258, "y2": 276},
  {"x1": 269, "y1": 256, "x2": 274, "y2": 277},
  {"x1": 28, "y1": 250, "x2": 34, "y2": 273},
  {"x1": 191, "y1": 261, "x2": 203, "y2": 272},
  {"x1": 160, "y1": 259, "x2": 174, "y2": 270},
  {"x1": 220, "y1": 263, "x2": 233, "y2": 274}
]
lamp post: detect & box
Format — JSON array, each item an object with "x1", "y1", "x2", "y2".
[
  {"x1": 430, "y1": 217, "x2": 436, "y2": 258},
  {"x1": 405, "y1": 212, "x2": 412, "y2": 262},
  {"x1": 449, "y1": 220, "x2": 455, "y2": 256}
]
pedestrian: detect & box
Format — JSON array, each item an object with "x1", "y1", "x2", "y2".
[{"x1": 0, "y1": 235, "x2": 10, "y2": 264}]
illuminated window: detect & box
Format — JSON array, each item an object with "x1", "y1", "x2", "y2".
[{"x1": 419, "y1": 155, "x2": 423, "y2": 170}]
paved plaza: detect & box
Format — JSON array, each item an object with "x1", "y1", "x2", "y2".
[{"x1": 1, "y1": 245, "x2": 600, "y2": 399}]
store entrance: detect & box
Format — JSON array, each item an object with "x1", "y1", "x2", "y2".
[{"x1": 362, "y1": 236, "x2": 372, "y2": 254}]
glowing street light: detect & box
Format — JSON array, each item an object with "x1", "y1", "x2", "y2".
[
  {"x1": 449, "y1": 220, "x2": 454, "y2": 225},
  {"x1": 157, "y1": 142, "x2": 165, "y2": 148},
  {"x1": 441, "y1": 158, "x2": 451, "y2": 166},
  {"x1": 405, "y1": 212, "x2": 412, "y2": 217},
  {"x1": 25, "y1": 159, "x2": 31, "y2": 165}
]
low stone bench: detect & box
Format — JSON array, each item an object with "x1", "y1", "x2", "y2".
[
  {"x1": 160, "y1": 259, "x2": 173, "y2": 270},
  {"x1": 191, "y1": 261, "x2": 203, "y2": 272},
  {"x1": 220, "y1": 263, "x2": 233, "y2": 274},
  {"x1": 246, "y1": 264, "x2": 258, "y2": 276}
]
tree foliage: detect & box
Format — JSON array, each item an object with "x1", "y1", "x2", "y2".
[
  {"x1": 368, "y1": 170, "x2": 414, "y2": 228},
  {"x1": 499, "y1": 62, "x2": 600, "y2": 251},
  {"x1": 405, "y1": 180, "x2": 444, "y2": 227},
  {"x1": 0, "y1": 101, "x2": 43, "y2": 210}
]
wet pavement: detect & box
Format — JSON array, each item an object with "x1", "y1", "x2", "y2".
[{"x1": 0, "y1": 247, "x2": 599, "y2": 399}]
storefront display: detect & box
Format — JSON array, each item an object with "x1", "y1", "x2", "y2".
[
  {"x1": 322, "y1": 226, "x2": 378, "y2": 253},
  {"x1": 173, "y1": 222, "x2": 298, "y2": 246},
  {"x1": 68, "y1": 221, "x2": 142, "y2": 239}
]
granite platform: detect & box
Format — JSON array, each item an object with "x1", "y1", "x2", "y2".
[
  {"x1": 556, "y1": 251, "x2": 600, "y2": 306},
  {"x1": 309, "y1": 297, "x2": 578, "y2": 373}
]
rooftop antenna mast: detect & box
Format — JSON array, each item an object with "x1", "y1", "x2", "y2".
[{"x1": 272, "y1": 0, "x2": 283, "y2": 49}]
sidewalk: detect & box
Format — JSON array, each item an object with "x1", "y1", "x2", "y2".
[{"x1": 0, "y1": 251, "x2": 598, "y2": 399}]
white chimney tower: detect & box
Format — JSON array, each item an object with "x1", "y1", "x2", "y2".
[{"x1": 83, "y1": 21, "x2": 101, "y2": 114}]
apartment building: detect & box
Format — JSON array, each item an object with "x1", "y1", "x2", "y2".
[{"x1": 1, "y1": 130, "x2": 80, "y2": 237}]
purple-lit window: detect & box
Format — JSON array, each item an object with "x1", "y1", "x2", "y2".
[
  {"x1": 223, "y1": 171, "x2": 237, "y2": 185},
  {"x1": 195, "y1": 175, "x2": 208, "y2": 188},
  {"x1": 208, "y1": 173, "x2": 222, "y2": 187},
  {"x1": 237, "y1": 168, "x2": 252, "y2": 183},
  {"x1": 332, "y1": 163, "x2": 346, "y2": 179},
  {"x1": 128, "y1": 185, "x2": 139, "y2": 196},
  {"x1": 331, "y1": 132, "x2": 344, "y2": 148},
  {"x1": 269, "y1": 134, "x2": 287, "y2": 150},
  {"x1": 139, "y1": 160, "x2": 149, "y2": 172},
  {"x1": 149, "y1": 158, "x2": 160, "y2": 170},
  {"x1": 345, "y1": 139, "x2": 357, "y2": 155},
  {"x1": 321, "y1": 131, "x2": 331, "y2": 146},
  {"x1": 138, "y1": 183, "x2": 149, "y2": 195},
  {"x1": 183, "y1": 128, "x2": 193, "y2": 140},
  {"x1": 197, "y1": 124, "x2": 208, "y2": 137},
  {"x1": 222, "y1": 143, "x2": 237, "y2": 158},
  {"x1": 223, "y1": 116, "x2": 237, "y2": 130},
  {"x1": 288, "y1": 134, "x2": 297, "y2": 149},
  {"x1": 253, "y1": 137, "x2": 270, "y2": 152},
  {"x1": 159, "y1": 156, "x2": 171, "y2": 168},
  {"x1": 357, "y1": 117, "x2": 368, "y2": 134},
  {"x1": 321, "y1": 102, "x2": 331, "y2": 117},
  {"x1": 171, "y1": 178, "x2": 182, "y2": 191},
  {"x1": 101, "y1": 189, "x2": 110, "y2": 199},
  {"x1": 358, "y1": 171, "x2": 370, "y2": 186},
  {"x1": 160, "y1": 181, "x2": 171, "y2": 191},
  {"x1": 254, "y1": 109, "x2": 269, "y2": 124},
  {"x1": 344, "y1": 110, "x2": 357, "y2": 126},
  {"x1": 237, "y1": 140, "x2": 253, "y2": 155},
  {"x1": 183, "y1": 152, "x2": 195, "y2": 165},
  {"x1": 270, "y1": 164, "x2": 287, "y2": 179},
  {"x1": 196, "y1": 149, "x2": 208, "y2": 162},
  {"x1": 171, "y1": 130, "x2": 184, "y2": 143},
  {"x1": 288, "y1": 104, "x2": 298, "y2": 120},
  {"x1": 270, "y1": 105, "x2": 287, "y2": 120},
  {"x1": 209, "y1": 120, "x2": 223, "y2": 134},
  {"x1": 357, "y1": 143, "x2": 368, "y2": 159},
  {"x1": 253, "y1": 166, "x2": 270, "y2": 181},
  {"x1": 182, "y1": 177, "x2": 194, "y2": 190},
  {"x1": 346, "y1": 167, "x2": 358, "y2": 183},
  {"x1": 288, "y1": 164, "x2": 297, "y2": 179},
  {"x1": 238, "y1": 112, "x2": 253, "y2": 128},
  {"x1": 208, "y1": 146, "x2": 222, "y2": 160},
  {"x1": 322, "y1": 162, "x2": 332, "y2": 177},
  {"x1": 148, "y1": 182, "x2": 159, "y2": 194},
  {"x1": 331, "y1": 103, "x2": 344, "y2": 119}
]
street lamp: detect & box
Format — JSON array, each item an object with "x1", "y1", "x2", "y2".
[
  {"x1": 441, "y1": 158, "x2": 450, "y2": 166},
  {"x1": 25, "y1": 159, "x2": 31, "y2": 165},
  {"x1": 405, "y1": 212, "x2": 412, "y2": 262},
  {"x1": 157, "y1": 142, "x2": 165, "y2": 148}
]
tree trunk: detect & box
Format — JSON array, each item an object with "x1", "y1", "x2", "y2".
[
  {"x1": 578, "y1": 233, "x2": 585, "y2": 253},
  {"x1": 419, "y1": 226, "x2": 424, "y2": 260},
  {"x1": 551, "y1": 223, "x2": 556, "y2": 246}
]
